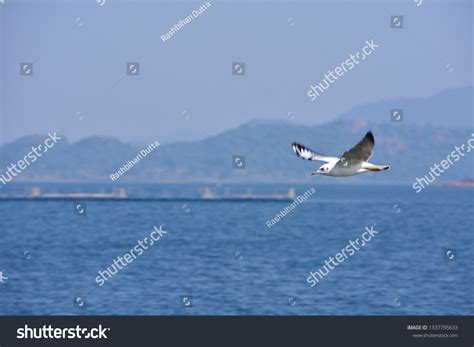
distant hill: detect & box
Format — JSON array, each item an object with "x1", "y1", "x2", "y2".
[
  {"x1": 0, "y1": 120, "x2": 472, "y2": 183},
  {"x1": 339, "y1": 86, "x2": 473, "y2": 128}
]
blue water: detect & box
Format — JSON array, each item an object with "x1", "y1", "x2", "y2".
[{"x1": 0, "y1": 183, "x2": 472, "y2": 315}]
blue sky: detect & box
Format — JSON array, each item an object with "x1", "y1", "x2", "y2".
[{"x1": 0, "y1": 0, "x2": 472, "y2": 144}]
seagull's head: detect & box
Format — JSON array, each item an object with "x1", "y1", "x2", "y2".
[{"x1": 312, "y1": 164, "x2": 331, "y2": 176}]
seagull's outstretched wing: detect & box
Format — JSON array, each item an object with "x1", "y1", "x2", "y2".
[
  {"x1": 292, "y1": 142, "x2": 339, "y2": 163},
  {"x1": 339, "y1": 131, "x2": 375, "y2": 164}
]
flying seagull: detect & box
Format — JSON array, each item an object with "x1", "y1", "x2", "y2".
[{"x1": 292, "y1": 131, "x2": 390, "y2": 177}]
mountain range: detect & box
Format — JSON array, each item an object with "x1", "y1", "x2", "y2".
[
  {"x1": 340, "y1": 86, "x2": 473, "y2": 128},
  {"x1": 0, "y1": 87, "x2": 472, "y2": 183}
]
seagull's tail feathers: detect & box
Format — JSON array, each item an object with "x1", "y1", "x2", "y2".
[{"x1": 365, "y1": 165, "x2": 390, "y2": 172}]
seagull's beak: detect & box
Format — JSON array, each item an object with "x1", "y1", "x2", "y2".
[{"x1": 311, "y1": 171, "x2": 320, "y2": 176}]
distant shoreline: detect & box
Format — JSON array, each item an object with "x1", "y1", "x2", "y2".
[{"x1": 441, "y1": 179, "x2": 474, "y2": 187}]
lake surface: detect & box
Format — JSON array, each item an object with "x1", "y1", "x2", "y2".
[{"x1": 0, "y1": 183, "x2": 472, "y2": 315}]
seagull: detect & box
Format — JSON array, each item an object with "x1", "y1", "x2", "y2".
[{"x1": 292, "y1": 131, "x2": 390, "y2": 177}]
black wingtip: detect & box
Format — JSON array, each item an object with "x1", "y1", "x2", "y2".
[
  {"x1": 366, "y1": 131, "x2": 375, "y2": 145},
  {"x1": 291, "y1": 142, "x2": 300, "y2": 155}
]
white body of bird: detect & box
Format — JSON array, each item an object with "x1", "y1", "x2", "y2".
[{"x1": 292, "y1": 131, "x2": 390, "y2": 177}]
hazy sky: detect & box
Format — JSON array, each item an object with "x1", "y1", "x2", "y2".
[{"x1": 0, "y1": 0, "x2": 472, "y2": 144}]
